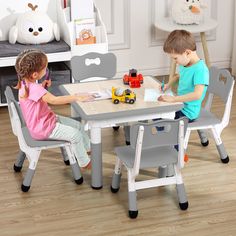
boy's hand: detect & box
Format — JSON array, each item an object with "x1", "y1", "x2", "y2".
[
  {"x1": 158, "y1": 95, "x2": 176, "y2": 102},
  {"x1": 159, "y1": 83, "x2": 169, "y2": 92},
  {"x1": 42, "y1": 79, "x2": 52, "y2": 89}
]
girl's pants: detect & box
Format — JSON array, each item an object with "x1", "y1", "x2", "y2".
[{"x1": 49, "y1": 115, "x2": 90, "y2": 167}]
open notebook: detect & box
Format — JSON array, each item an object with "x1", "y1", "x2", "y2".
[
  {"x1": 89, "y1": 89, "x2": 112, "y2": 100},
  {"x1": 144, "y1": 88, "x2": 173, "y2": 102}
]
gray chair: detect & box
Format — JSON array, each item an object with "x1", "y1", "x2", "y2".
[
  {"x1": 5, "y1": 86, "x2": 70, "y2": 166},
  {"x1": 111, "y1": 118, "x2": 188, "y2": 219},
  {"x1": 5, "y1": 86, "x2": 83, "y2": 192},
  {"x1": 184, "y1": 67, "x2": 235, "y2": 163},
  {"x1": 71, "y1": 52, "x2": 117, "y2": 82},
  {"x1": 70, "y1": 52, "x2": 125, "y2": 132}
]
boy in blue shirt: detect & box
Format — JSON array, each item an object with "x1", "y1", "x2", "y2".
[{"x1": 159, "y1": 30, "x2": 209, "y2": 122}]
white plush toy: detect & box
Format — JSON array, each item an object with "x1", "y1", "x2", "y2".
[
  {"x1": 9, "y1": 3, "x2": 60, "y2": 44},
  {"x1": 171, "y1": 0, "x2": 207, "y2": 25}
]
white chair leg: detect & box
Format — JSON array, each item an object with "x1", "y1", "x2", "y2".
[
  {"x1": 211, "y1": 127, "x2": 229, "y2": 163},
  {"x1": 184, "y1": 129, "x2": 191, "y2": 150},
  {"x1": 111, "y1": 157, "x2": 122, "y2": 193},
  {"x1": 22, "y1": 150, "x2": 40, "y2": 192},
  {"x1": 197, "y1": 129, "x2": 209, "y2": 146},
  {"x1": 14, "y1": 151, "x2": 26, "y2": 172},
  {"x1": 64, "y1": 146, "x2": 83, "y2": 184}
]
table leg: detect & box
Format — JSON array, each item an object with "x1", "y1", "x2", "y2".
[
  {"x1": 169, "y1": 58, "x2": 176, "y2": 81},
  {"x1": 90, "y1": 126, "x2": 103, "y2": 189},
  {"x1": 200, "y1": 32, "x2": 211, "y2": 68}
]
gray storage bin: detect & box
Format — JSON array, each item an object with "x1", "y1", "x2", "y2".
[
  {"x1": 40, "y1": 62, "x2": 71, "y2": 96},
  {"x1": 0, "y1": 67, "x2": 18, "y2": 103}
]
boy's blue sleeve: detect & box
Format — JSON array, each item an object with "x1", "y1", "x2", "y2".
[{"x1": 193, "y1": 67, "x2": 209, "y2": 86}]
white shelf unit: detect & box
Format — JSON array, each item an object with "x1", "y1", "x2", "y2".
[
  {"x1": 0, "y1": 0, "x2": 108, "y2": 106},
  {"x1": 57, "y1": 0, "x2": 108, "y2": 56}
]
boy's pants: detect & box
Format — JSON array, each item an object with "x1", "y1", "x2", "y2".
[
  {"x1": 174, "y1": 110, "x2": 195, "y2": 151},
  {"x1": 49, "y1": 115, "x2": 90, "y2": 167},
  {"x1": 174, "y1": 110, "x2": 195, "y2": 123}
]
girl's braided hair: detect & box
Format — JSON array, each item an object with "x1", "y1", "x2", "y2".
[{"x1": 14, "y1": 49, "x2": 48, "y2": 98}]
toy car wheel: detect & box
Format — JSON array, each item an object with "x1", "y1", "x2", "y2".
[
  {"x1": 129, "y1": 99, "x2": 135, "y2": 104},
  {"x1": 114, "y1": 99, "x2": 119, "y2": 104}
]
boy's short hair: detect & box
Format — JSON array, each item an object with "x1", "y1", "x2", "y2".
[{"x1": 163, "y1": 30, "x2": 196, "y2": 54}]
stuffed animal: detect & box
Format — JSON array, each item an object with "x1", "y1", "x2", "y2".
[
  {"x1": 9, "y1": 3, "x2": 60, "y2": 44},
  {"x1": 171, "y1": 0, "x2": 207, "y2": 25}
]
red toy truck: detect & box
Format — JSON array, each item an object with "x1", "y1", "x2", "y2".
[{"x1": 123, "y1": 69, "x2": 144, "y2": 88}]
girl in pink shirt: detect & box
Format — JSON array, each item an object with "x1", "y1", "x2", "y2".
[{"x1": 15, "y1": 49, "x2": 93, "y2": 169}]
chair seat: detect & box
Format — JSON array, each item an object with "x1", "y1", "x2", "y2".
[
  {"x1": 188, "y1": 108, "x2": 221, "y2": 129},
  {"x1": 22, "y1": 127, "x2": 68, "y2": 148},
  {"x1": 115, "y1": 146, "x2": 178, "y2": 169}
]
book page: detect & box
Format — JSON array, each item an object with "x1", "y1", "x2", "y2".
[
  {"x1": 144, "y1": 89, "x2": 173, "y2": 102},
  {"x1": 75, "y1": 18, "x2": 96, "y2": 45},
  {"x1": 88, "y1": 89, "x2": 112, "y2": 101}
]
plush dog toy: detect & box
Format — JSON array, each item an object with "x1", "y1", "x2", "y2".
[
  {"x1": 171, "y1": 0, "x2": 207, "y2": 25},
  {"x1": 9, "y1": 3, "x2": 60, "y2": 44}
]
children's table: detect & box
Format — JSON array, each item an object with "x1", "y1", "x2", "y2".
[
  {"x1": 155, "y1": 17, "x2": 218, "y2": 79},
  {"x1": 60, "y1": 76, "x2": 183, "y2": 189}
]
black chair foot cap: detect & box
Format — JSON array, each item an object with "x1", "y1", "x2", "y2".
[
  {"x1": 126, "y1": 141, "x2": 130, "y2": 145},
  {"x1": 110, "y1": 186, "x2": 119, "y2": 193},
  {"x1": 179, "y1": 201, "x2": 188, "y2": 210},
  {"x1": 64, "y1": 160, "x2": 70, "y2": 166},
  {"x1": 221, "y1": 156, "x2": 229, "y2": 164},
  {"x1": 113, "y1": 126, "x2": 120, "y2": 131},
  {"x1": 91, "y1": 185, "x2": 103, "y2": 190},
  {"x1": 13, "y1": 164, "x2": 22, "y2": 172},
  {"x1": 129, "y1": 210, "x2": 138, "y2": 219},
  {"x1": 75, "y1": 177, "x2": 83, "y2": 185},
  {"x1": 21, "y1": 184, "x2": 30, "y2": 192},
  {"x1": 201, "y1": 140, "x2": 209, "y2": 147}
]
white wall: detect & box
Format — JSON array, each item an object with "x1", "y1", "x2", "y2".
[
  {"x1": 95, "y1": 0, "x2": 235, "y2": 77},
  {"x1": 0, "y1": 0, "x2": 234, "y2": 77}
]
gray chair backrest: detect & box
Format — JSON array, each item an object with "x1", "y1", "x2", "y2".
[
  {"x1": 71, "y1": 52, "x2": 117, "y2": 82},
  {"x1": 130, "y1": 118, "x2": 188, "y2": 149},
  {"x1": 5, "y1": 86, "x2": 26, "y2": 127},
  {"x1": 208, "y1": 67, "x2": 234, "y2": 103}
]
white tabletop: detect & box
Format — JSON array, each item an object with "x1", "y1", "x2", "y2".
[
  {"x1": 61, "y1": 76, "x2": 183, "y2": 120},
  {"x1": 155, "y1": 17, "x2": 218, "y2": 34}
]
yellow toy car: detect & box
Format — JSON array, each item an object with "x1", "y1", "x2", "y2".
[{"x1": 112, "y1": 87, "x2": 136, "y2": 104}]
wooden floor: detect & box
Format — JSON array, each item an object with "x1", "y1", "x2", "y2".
[{"x1": 1, "y1": 88, "x2": 236, "y2": 236}]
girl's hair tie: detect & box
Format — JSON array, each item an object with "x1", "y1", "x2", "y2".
[{"x1": 22, "y1": 80, "x2": 26, "y2": 86}]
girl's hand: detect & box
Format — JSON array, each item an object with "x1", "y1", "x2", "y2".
[
  {"x1": 42, "y1": 79, "x2": 52, "y2": 89},
  {"x1": 77, "y1": 94, "x2": 95, "y2": 102},
  {"x1": 158, "y1": 95, "x2": 176, "y2": 102}
]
